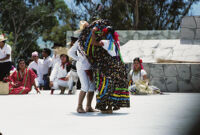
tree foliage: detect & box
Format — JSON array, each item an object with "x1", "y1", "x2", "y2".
[
  {"x1": 0, "y1": 0, "x2": 72, "y2": 61},
  {"x1": 74, "y1": 0, "x2": 200, "y2": 30},
  {"x1": 42, "y1": 0, "x2": 76, "y2": 46}
]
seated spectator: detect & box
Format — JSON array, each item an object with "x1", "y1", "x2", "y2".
[
  {"x1": 128, "y1": 57, "x2": 161, "y2": 95},
  {"x1": 49, "y1": 54, "x2": 73, "y2": 95},
  {"x1": 28, "y1": 51, "x2": 43, "y2": 88},
  {"x1": 9, "y1": 59, "x2": 40, "y2": 94},
  {"x1": 41, "y1": 48, "x2": 52, "y2": 90}
]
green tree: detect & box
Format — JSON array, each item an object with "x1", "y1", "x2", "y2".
[
  {"x1": 42, "y1": 0, "x2": 75, "y2": 45},
  {"x1": 42, "y1": 25, "x2": 69, "y2": 46},
  {"x1": 74, "y1": 0, "x2": 200, "y2": 30},
  {"x1": 0, "y1": 0, "x2": 72, "y2": 61}
]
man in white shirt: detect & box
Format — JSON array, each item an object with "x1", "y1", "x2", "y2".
[
  {"x1": 28, "y1": 51, "x2": 43, "y2": 88},
  {"x1": 50, "y1": 54, "x2": 73, "y2": 94},
  {"x1": 68, "y1": 21, "x2": 105, "y2": 113},
  {"x1": 41, "y1": 48, "x2": 52, "y2": 90},
  {"x1": 68, "y1": 40, "x2": 97, "y2": 113},
  {"x1": 0, "y1": 34, "x2": 12, "y2": 81}
]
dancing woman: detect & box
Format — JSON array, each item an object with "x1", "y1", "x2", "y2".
[{"x1": 78, "y1": 19, "x2": 130, "y2": 114}]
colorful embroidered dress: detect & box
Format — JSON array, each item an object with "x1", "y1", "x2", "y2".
[
  {"x1": 9, "y1": 68, "x2": 37, "y2": 94},
  {"x1": 78, "y1": 19, "x2": 130, "y2": 111}
]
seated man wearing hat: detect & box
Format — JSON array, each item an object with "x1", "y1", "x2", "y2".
[
  {"x1": 0, "y1": 34, "x2": 12, "y2": 81},
  {"x1": 49, "y1": 54, "x2": 73, "y2": 94},
  {"x1": 28, "y1": 51, "x2": 43, "y2": 88}
]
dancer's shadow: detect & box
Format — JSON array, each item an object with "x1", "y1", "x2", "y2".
[
  {"x1": 70, "y1": 112, "x2": 129, "y2": 117},
  {"x1": 132, "y1": 93, "x2": 169, "y2": 96}
]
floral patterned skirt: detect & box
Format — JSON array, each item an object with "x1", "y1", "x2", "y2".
[{"x1": 89, "y1": 46, "x2": 130, "y2": 111}]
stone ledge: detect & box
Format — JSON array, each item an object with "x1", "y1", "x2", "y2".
[{"x1": 66, "y1": 30, "x2": 180, "y2": 46}]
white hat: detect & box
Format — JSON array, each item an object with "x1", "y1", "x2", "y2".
[
  {"x1": 32, "y1": 51, "x2": 38, "y2": 56},
  {"x1": 0, "y1": 34, "x2": 7, "y2": 42},
  {"x1": 74, "y1": 20, "x2": 89, "y2": 34},
  {"x1": 54, "y1": 47, "x2": 72, "y2": 62}
]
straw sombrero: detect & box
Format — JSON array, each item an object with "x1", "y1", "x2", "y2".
[
  {"x1": 54, "y1": 47, "x2": 73, "y2": 62},
  {"x1": 74, "y1": 20, "x2": 89, "y2": 34},
  {"x1": 54, "y1": 47, "x2": 69, "y2": 55},
  {"x1": 0, "y1": 34, "x2": 7, "y2": 42}
]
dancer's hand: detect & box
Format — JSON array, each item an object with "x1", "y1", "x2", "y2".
[
  {"x1": 98, "y1": 41, "x2": 104, "y2": 46},
  {"x1": 64, "y1": 76, "x2": 69, "y2": 81}
]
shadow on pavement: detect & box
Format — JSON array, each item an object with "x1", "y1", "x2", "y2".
[{"x1": 70, "y1": 112, "x2": 129, "y2": 117}]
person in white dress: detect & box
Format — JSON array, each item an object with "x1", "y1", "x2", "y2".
[
  {"x1": 128, "y1": 57, "x2": 161, "y2": 94},
  {"x1": 128, "y1": 57, "x2": 147, "y2": 92},
  {"x1": 50, "y1": 54, "x2": 73, "y2": 94}
]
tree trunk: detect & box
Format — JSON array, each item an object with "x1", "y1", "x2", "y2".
[{"x1": 134, "y1": 0, "x2": 139, "y2": 30}]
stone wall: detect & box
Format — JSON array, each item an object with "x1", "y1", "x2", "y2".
[
  {"x1": 121, "y1": 39, "x2": 200, "y2": 63},
  {"x1": 66, "y1": 30, "x2": 180, "y2": 46},
  {"x1": 116, "y1": 30, "x2": 180, "y2": 45},
  {"x1": 181, "y1": 16, "x2": 200, "y2": 45},
  {"x1": 126, "y1": 63, "x2": 200, "y2": 92}
]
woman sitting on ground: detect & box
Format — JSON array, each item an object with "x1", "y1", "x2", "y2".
[
  {"x1": 9, "y1": 59, "x2": 40, "y2": 94},
  {"x1": 128, "y1": 57, "x2": 161, "y2": 95}
]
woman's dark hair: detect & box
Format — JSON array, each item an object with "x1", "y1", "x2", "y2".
[
  {"x1": 133, "y1": 57, "x2": 144, "y2": 70},
  {"x1": 133, "y1": 57, "x2": 140, "y2": 63},
  {"x1": 43, "y1": 48, "x2": 51, "y2": 56},
  {"x1": 17, "y1": 59, "x2": 26, "y2": 71},
  {"x1": 60, "y1": 54, "x2": 69, "y2": 62}
]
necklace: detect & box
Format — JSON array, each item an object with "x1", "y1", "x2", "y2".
[{"x1": 19, "y1": 69, "x2": 26, "y2": 81}]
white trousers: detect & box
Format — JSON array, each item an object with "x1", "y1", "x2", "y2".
[
  {"x1": 35, "y1": 76, "x2": 44, "y2": 87},
  {"x1": 70, "y1": 70, "x2": 79, "y2": 83},
  {"x1": 77, "y1": 68, "x2": 95, "y2": 92},
  {"x1": 52, "y1": 78, "x2": 73, "y2": 90}
]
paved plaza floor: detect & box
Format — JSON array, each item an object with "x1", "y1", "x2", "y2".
[{"x1": 0, "y1": 91, "x2": 200, "y2": 135}]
